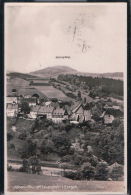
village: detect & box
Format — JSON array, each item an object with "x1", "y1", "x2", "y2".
[{"x1": 6, "y1": 89, "x2": 123, "y2": 125}]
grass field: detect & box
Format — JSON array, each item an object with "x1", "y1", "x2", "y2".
[
  {"x1": 7, "y1": 172, "x2": 125, "y2": 192},
  {"x1": 35, "y1": 86, "x2": 73, "y2": 101}
]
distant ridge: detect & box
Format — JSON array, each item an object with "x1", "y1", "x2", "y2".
[
  {"x1": 7, "y1": 72, "x2": 39, "y2": 80},
  {"x1": 7, "y1": 66, "x2": 123, "y2": 80},
  {"x1": 30, "y1": 66, "x2": 123, "y2": 80}
]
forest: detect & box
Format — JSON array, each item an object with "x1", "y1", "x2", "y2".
[{"x1": 58, "y1": 74, "x2": 123, "y2": 98}]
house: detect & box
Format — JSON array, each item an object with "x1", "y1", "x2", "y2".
[
  {"x1": 52, "y1": 108, "x2": 68, "y2": 123},
  {"x1": 6, "y1": 96, "x2": 18, "y2": 104},
  {"x1": 28, "y1": 105, "x2": 40, "y2": 119},
  {"x1": 37, "y1": 105, "x2": 54, "y2": 119},
  {"x1": 6, "y1": 103, "x2": 18, "y2": 117},
  {"x1": 71, "y1": 103, "x2": 92, "y2": 123}
]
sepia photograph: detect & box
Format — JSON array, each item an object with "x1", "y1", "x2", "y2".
[{"x1": 4, "y1": 2, "x2": 127, "y2": 194}]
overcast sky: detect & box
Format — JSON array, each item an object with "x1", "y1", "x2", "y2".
[{"x1": 5, "y1": 3, "x2": 127, "y2": 73}]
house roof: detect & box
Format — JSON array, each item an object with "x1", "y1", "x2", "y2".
[
  {"x1": 7, "y1": 103, "x2": 18, "y2": 110},
  {"x1": 72, "y1": 103, "x2": 82, "y2": 113},
  {"x1": 38, "y1": 106, "x2": 54, "y2": 114},
  {"x1": 108, "y1": 162, "x2": 123, "y2": 173},
  {"x1": 112, "y1": 105, "x2": 120, "y2": 110}
]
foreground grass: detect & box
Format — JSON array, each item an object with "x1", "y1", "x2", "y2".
[{"x1": 8, "y1": 172, "x2": 125, "y2": 192}]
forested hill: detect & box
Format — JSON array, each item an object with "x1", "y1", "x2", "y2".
[{"x1": 58, "y1": 74, "x2": 123, "y2": 98}]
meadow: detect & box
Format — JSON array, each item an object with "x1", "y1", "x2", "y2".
[
  {"x1": 8, "y1": 172, "x2": 125, "y2": 192},
  {"x1": 35, "y1": 86, "x2": 73, "y2": 101}
]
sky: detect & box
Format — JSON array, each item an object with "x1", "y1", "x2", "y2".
[{"x1": 5, "y1": 3, "x2": 127, "y2": 73}]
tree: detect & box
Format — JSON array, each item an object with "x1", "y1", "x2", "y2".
[
  {"x1": 79, "y1": 162, "x2": 95, "y2": 180},
  {"x1": 21, "y1": 102, "x2": 30, "y2": 114},
  {"x1": 77, "y1": 91, "x2": 81, "y2": 99},
  {"x1": 95, "y1": 162, "x2": 109, "y2": 180},
  {"x1": 52, "y1": 132, "x2": 71, "y2": 156},
  {"x1": 83, "y1": 97, "x2": 87, "y2": 104},
  {"x1": 7, "y1": 132, "x2": 14, "y2": 141},
  {"x1": 20, "y1": 139, "x2": 37, "y2": 158},
  {"x1": 40, "y1": 139, "x2": 55, "y2": 155},
  {"x1": 110, "y1": 165, "x2": 123, "y2": 181}
]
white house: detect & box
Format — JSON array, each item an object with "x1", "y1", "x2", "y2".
[
  {"x1": 6, "y1": 103, "x2": 18, "y2": 117},
  {"x1": 6, "y1": 97, "x2": 18, "y2": 104},
  {"x1": 52, "y1": 108, "x2": 68, "y2": 123}
]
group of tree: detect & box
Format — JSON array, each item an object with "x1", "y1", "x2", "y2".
[
  {"x1": 58, "y1": 74, "x2": 123, "y2": 98},
  {"x1": 7, "y1": 113, "x2": 124, "y2": 180}
]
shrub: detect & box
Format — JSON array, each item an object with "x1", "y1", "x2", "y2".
[{"x1": 64, "y1": 171, "x2": 79, "y2": 180}]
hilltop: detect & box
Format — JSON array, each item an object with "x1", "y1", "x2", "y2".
[{"x1": 30, "y1": 66, "x2": 78, "y2": 78}]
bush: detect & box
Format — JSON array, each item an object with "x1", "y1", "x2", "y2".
[{"x1": 64, "y1": 171, "x2": 79, "y2": 180}]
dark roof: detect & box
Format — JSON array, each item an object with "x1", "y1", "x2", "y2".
[{"x1": 22, "y1": 98, "x2": 36, "y2": 103}]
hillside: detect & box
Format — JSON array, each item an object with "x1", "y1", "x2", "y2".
[
  {"x1": 30, "y1": 66, "x2": 78, "y2": 78},
  {"x1": 7, "y1": 72, "x2": 40, "y2": 80},
  {"x1": 76, "y1": 72, "x2": 123, "y2": 80}
]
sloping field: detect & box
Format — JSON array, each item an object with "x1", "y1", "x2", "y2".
[
  {"x1": 35, "y1": 86, "x2": 73, "y2": 101},
  {"x1": 8, "y1": 172, "x2": 125, "y2": 192}
]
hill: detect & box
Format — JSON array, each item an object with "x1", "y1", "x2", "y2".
[
  {"x1": 30, "y1": 66, "x2": 123, "y2": 80},
  {"x1": 30, "y1": 66, "x2": 78, "y2": 78},
  {"x1": 7, "y1": 67, "x2": 123, "y2": 81}
]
